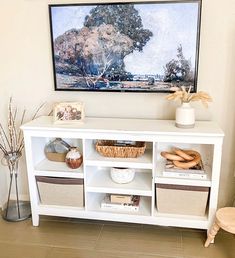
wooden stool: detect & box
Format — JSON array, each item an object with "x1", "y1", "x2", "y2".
[{"x1": 205, "y1": 207, "x2": 235, "y2": 247}]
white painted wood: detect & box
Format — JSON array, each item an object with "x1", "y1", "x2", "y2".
[
  {"x1": 151, "y1": 142, "x2": 157, "y2": 216},
  {"x1": 86, "y1": 149, "x2": 153, "y2": 169},
  {"x1": 86, "y1": 167, "x2": 152, "y2": 196},
  {"x1": 21, "y1": 116, "x2": 224, "y2": 230},
  {"x1": 21, "y1": 116, "x2": 224, "y2": 137},
  {"x1": 86, "y1": 192, "x2": 151, "y2": 217},
  {"x1": 34, "y1": 159, "x2": 84, "y2": 178}
]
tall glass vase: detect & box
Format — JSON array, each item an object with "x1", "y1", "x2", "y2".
[{"x1": 2, "y1": 151, "x2": 31, "y2": 221}]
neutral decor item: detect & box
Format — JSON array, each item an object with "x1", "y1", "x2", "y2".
[
  {"x1": 160, "y1": 148, "x2": 201, "y2": 169},
  {"x1": 36, "y1": 176, "x2": 84, "y2": 207},
  {"x1": 110, "y1": 167, "x2": 135, "y2": 184},
  {"x1": 0, "y1": 98, "x2": 44, "y2": 221},
  {"x1": 156, "y1": 183, "x2": 209, "y2": 216},
  {"x1": 49, "y1": 1, "x2": 201, "y2": 92},
  {"x1": 166, "y1": 86, "x2": 212, "y2": 128},
  {"x1": 96, "y1": 140, "x2": 146, "y2": 158},
  {"x1": 44, "y1": 138, "x2": 71, "y2": 162},
  {"x1": 175, "y1": 102, "x2": 195, "y2": 128},
  {"x1": 65, "y1": 147, "x2": 83, "y2": 169},
  {"x1": 204, "y1": 207, "x2": 235, "y2": 247},
  {"x1": 53, "y1": 102, "x2": 84, "y2": 124}
]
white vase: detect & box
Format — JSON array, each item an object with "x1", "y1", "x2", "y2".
[
  {"x1": 175, "y1": 102, "x2": 195, "y2": 128},
  {"x1": 110, "y1": 167, "x2": 135, "y2": 184}
]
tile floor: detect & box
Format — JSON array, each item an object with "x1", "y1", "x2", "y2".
[{"x1": 0, "y1": 216, "x2": 234, "y2": 258}]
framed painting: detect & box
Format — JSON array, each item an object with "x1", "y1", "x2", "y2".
[{"x1": 49, "y1": 1, "x2": 201, "y2": 92}]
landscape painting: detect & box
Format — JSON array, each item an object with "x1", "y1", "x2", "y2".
[{"x1": 49, "y1": 1, "x2": 201, "y2": 92}]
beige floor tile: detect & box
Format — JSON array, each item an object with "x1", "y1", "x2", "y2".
[
  {"x1": 47, "y1": 247, "x2": 140, "y2": 258},
  {"x1": 0, "y1": 216, "x2": 234, "y2": 258},
  {"x1": 47, "y1": 247, "x2": 177, "y2": 258},
  {"x1": 182, "y1": 230, "x2": 235, "y2": 258},
  {"x1": 0, "y1": 241, "x2": 51, "y2": 258},
  {"x1": 67, "y1": 218, "x2": 143, "y2": 228},
  {"x1": 14, "y1": 220, "x2": 102, "y2": 249},
  {"x1": 0, "y1": 217, "x2": 29, "y2": 242},
  {"x1": 95, "y1": 224, "x2": 183, "y2": 257}
]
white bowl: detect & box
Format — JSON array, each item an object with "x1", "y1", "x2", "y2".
[{"x1": 110, "y1": 167, "x2": 135, "y2": 184}]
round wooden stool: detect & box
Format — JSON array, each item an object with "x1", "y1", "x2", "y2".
[{"x1": 204, "y1": 207, "x2": 235, "y2": 247}]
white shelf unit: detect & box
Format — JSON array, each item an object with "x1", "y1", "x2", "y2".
[{"x1": 22, "y1": 116, "x2": 224, "y2": 230}]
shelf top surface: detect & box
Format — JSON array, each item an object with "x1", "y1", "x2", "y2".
[{"x1": 21, "y1": 116, "x2": 224, "y2": 137}]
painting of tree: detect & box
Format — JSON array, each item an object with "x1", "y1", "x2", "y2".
[{"x1": 49, "y1": 1, "x2": 201, "y2": 92}]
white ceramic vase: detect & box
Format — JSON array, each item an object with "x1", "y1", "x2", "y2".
[
  {"x1": 175, "y1": 102, "x2": 195, "y2": 128},
  {"x1": 110, "y1": 167, "x2": 135, "y2": 184}
]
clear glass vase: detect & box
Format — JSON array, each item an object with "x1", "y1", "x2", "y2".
[{"x1": 2, "y1": 151, "x2": 31, "y2": 221}]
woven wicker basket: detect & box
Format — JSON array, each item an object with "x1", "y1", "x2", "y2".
[{"x1": 95, "y1": 140, "x2": 146, "y2": 158}]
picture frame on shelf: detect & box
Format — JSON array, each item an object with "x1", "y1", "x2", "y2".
[
  {"x1": 53, "y1": 102, "x2": 85, "y2": 124},
  {"x1": 49, "y1": 0, "x2": 201, "y2": 92}
]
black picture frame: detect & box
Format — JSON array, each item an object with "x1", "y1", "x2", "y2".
[{"x1": 49, "y1": 1, "x2": 201, "y2": 92}]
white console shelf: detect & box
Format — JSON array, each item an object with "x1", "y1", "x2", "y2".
[{"x1": 22, "y1": 116, "x2": 224, "y2": 230}]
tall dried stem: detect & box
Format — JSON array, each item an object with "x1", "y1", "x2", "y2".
[{"x1": 0, "y1": 99, "x2": 45, "y2": 157}]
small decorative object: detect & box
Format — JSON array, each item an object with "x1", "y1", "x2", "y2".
[
  {"x1": 160, "y1": 148, "x2": 201, "y2": 169},
  {"x1": 53, "y1": 102, "x2": 84, "y2": 124},
  {"x1": 65, "y1": 147, "x2": 83, "y2": 169},
  {"x1": 110, "y1": 167, "x2": 135, "y2": 184},
  {"x1": 110, "y1": 194, "x2": 133, "y2": 204},
  {"x1": 101, "y1": 194, "x2": 140, "y2": 212},
  {"x1": 96, "y1": 140, "x2": 146, "y2": 158},
  {"x1": 166, "y1": 86, "x2": 212, "y2": 128},
  {"x1": 0, "y1": 98, "x2": 44, "y2": 221},
  {"x1": 44, "y1": 138, "x2": 71, "y2": 162}
]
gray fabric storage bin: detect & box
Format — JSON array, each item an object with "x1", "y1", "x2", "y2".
[
  {"x1": 36, "y1": 176, "x2": 84, "y2": 207},
  {"x1": 156, "y1": 183, "x2": 209, "y2": 216}
]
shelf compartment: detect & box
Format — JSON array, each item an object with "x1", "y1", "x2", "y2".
[
  {"x1": 155, "y1": 159, "x2": 211, "y2": 187},
  {"x1": 31, "y1": 136, "x2": 83, "y2": 166},
  {"x1": 85, "y1": 149, "x2": 153, "y2": 169},
  {"x1": 86, "y1": 192, "x2": 151, "y2": 216},
  {"x1": 34, "y1": 159, "x2": 84, "y2": 178},
  {"x1": 86, "y1": 167, "x2": 152, "y2": 196}
]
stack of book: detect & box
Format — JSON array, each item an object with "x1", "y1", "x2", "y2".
[
  {"x1": 101, "y1": 194, "x2": 140, "y2": 212},
  {"x1": 163, "y1": 160, "x2": 207, "y2": 179}
]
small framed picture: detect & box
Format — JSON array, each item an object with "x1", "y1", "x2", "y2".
[{"x1": 53, "y1": 102, "x2": 84, "y2": 124}]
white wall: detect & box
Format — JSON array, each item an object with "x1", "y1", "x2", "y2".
[{"x1": 0, "y1": 0, "x2": 235, "y2": 207}]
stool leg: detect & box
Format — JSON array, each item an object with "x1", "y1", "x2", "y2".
[{"x1": 204, "y1": 222, "x2": 220, "y2": 247}]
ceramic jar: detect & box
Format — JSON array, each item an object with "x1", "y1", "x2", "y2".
[
  {"x1": 65, "y1": 147, "x2": 83, "y2": 169},
  {"x1": 175, "y1": 102, "x2": 195, "y2": 129},
  {"x1": 110, "y1": 167, "x2": 135, "y2": 184}
]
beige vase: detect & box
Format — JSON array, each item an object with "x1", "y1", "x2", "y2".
[{"x1": 175, "y1": 102, "x2": 195, "y2": 129}]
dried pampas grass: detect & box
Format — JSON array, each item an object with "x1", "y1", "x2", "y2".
[{"x1": 166, "y1": 86, "x2": 212, "y2": 107}]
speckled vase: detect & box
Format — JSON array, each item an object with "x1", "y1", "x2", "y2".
[{"x1": 65, "y1": 147, "x2": 83, "y2": 169}]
